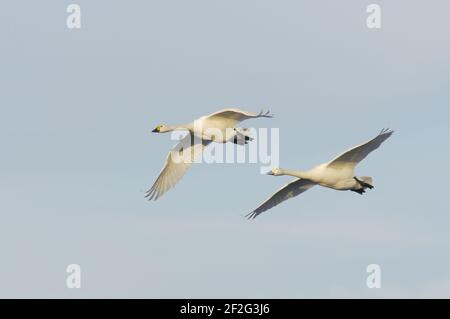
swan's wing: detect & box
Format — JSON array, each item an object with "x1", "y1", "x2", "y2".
[
  {"x1": 326, "y1": 129, "x2": 394, "y2": 170},
  {"x1": 206, "y1": 108, "x2": 273, "y2": 124},
  {"x1": 146, "y1": 134, "x2": 211, "y2": 200},
  {"x1": 246, "y1": 179, "x2": 316, "y2": 219}
]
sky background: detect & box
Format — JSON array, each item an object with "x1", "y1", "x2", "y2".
[{"x1": 1, "y1": 0, "x2": 449, "y2": 298}]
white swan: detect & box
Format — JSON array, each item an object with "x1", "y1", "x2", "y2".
[
  {"x1": 146, "y1": 108, "x2": 273, "y2": 200},
  {"x1": 247, "y1": 129, "x2": 394, "y2": 219}
]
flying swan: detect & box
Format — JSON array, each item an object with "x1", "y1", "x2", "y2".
[
  {"x1": 146, "y1": 108, "x2": 273, "y2": 200},
  {"x1": 246, "y1": 129, "x2": 394, "y2": 219}
]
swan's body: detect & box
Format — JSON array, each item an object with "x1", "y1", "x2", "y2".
[
  {"x1": 147, "y1": 108, "x2": 273, "y2": 200},
  {"x1": 247, "y1": 129, "x2": 393, "y2": 219}
]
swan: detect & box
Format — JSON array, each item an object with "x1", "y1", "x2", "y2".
[
  {"x1": 246, "y1": 129, "x2": 394, "y2": 219},
  {"x1": 146, "y1": 108, "x2": 273, "y2": 200}
]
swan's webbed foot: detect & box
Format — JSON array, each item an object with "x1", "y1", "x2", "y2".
[{"x1": 351, "y1": 188, "x2": 366, "y2": 195}]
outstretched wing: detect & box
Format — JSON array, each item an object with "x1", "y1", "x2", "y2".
[
  {"x1": 246, "y1": 179, "x2": 316, "y2": 219},
  {"x1": 326, "y1": 128, "x2": 394, "y2": 170},
  {"x1": 206, "y1": 108, "x2": 273, "y2": 125},
  {"x1": 146, "y1": 134, "x2": 211, "y2": 200}
]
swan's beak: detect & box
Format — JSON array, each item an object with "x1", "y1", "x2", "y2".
[
  {"x1": 266, "y1": 171, "x2": 274, "y2": 175},
  {"x1": 152, "y1": 127, "x2": 159, "y2": 133}
]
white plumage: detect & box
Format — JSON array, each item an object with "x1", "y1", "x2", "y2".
[
  {"x1": 147, "y1": 108, "x2": 273, "y2": 200},
  {"x1": 247, "y1": 129, "x2": 393, "y2": 219}
]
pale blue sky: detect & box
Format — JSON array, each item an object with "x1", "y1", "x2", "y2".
[{"x1": 1, "y1": 0, "x2": 449, "y2": 298}]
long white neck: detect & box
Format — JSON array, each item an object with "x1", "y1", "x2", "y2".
[
  {"x1": 164, "y1": 123, "x2": 193, "y2": 133},
  {"x1": 278, "y1": 168, "x2": 312, "y2": 179}
]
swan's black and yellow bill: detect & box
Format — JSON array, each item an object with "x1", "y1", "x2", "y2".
[{"x1": 152, "y1": 125, "x2": 161, "y2": 133}]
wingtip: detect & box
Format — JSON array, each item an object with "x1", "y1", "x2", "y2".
[
  {"x1": 145, "y1": 188, "x2": 158, "y2": 201},
  {"x1": 379, "y1": 128, "x2": 394, "y2": 136},
  {"x1": 245, "y1": 211, "x2": 257, "y2": 220},
  {"x1": 261, "y1": 109, "x2": 274, "y2": 118},
  {"x1": 144, "y1": 193, "x2": 153, "y2": 201}
]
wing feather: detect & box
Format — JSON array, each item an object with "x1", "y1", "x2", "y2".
[
  {"x1": 146, "y1": 134, "x2": 211, "y2": 200},
  {"x1": 246, "y1": 179, "x2": 316, "y2": 219},
  {"x1": 326, "y1": 129, "x2": 394, "y2": 170},
  {"x1": 206, "y1": 108, "x2": 273, "y2": 124}
]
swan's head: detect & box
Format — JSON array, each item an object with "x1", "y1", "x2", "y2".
[
  {"x1": 152, "y1": 124, "x2": 170, "y2": 133},
  {"x1": 266, "y1": 168, "x2": 283, "y2": 176}
]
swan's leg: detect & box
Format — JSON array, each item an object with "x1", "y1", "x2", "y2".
[
  {"x1": 232, "y1": 128, "x2": 253, "y2": 145},
  {"x1": 232, "y1": 135, "x2": 249, "y2": 145},
  {"x1": 354, "y1": 177, "x2": 374, "y2": 189},
  {"x1": 232, "y1": 135, "x2": 243, "y2": 145}
]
